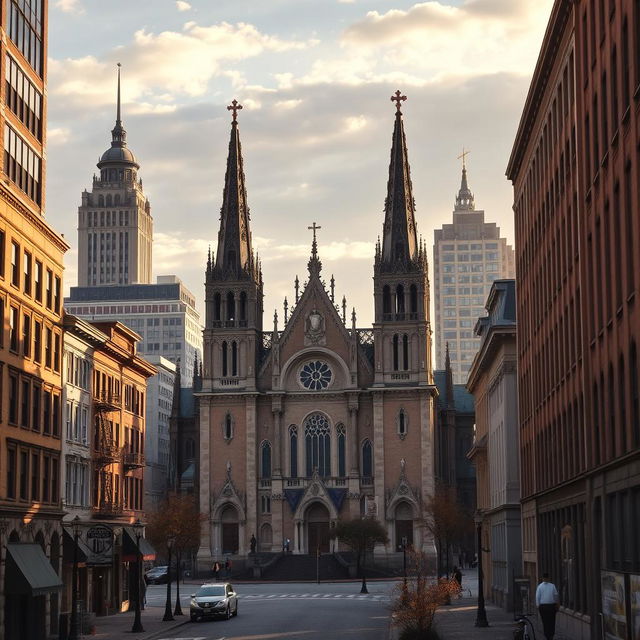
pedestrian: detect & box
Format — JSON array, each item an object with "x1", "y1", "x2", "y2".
[
  {"x1": 536, "y1": 572, "x2": 559, "y2": 640},
  {"x1": 225, "y1": 558, "x2": 232, "y2": 577},
  {"x1": 213, "y1": 561, "x2": 220, "y2": 580},
  {"x1": 285, "y1": 538, "x2": 290, "y2": 552},
  {"x1": 452, "y1": 566, "x2": 462, "y2": 597},
  {"x1": 250, "y1": 534, "x2": 257, "y2": 554}
]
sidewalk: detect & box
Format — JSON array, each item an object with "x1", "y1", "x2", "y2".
[{"x1": 87, "y1": 606, "x2": 190, "y2": 640}]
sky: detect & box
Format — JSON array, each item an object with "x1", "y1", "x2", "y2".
[{"x1": 46, "y1": 0, "x2": 553, "y2": 337}]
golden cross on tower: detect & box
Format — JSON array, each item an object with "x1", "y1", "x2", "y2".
[
  {"x1": 227, "y1": 99, "x2": 243, "y2": 123},
  {"x1": 390, "y1": 90, "x2": 407, "y2": 113},
  {"x1": 457, "y1": 147, "x2": 470, "y2": 169}
]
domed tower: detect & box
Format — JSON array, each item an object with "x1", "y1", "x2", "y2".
[{"x1": 77, "y1": 64, "x2": 153, "y2": 286}]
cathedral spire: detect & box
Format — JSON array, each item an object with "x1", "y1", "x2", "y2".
[
  {"x1": 381, "y1": 90, "x2": 418, "y2": 267},
  {"x1": 307, "y1": 221, "x2": 322, "y2": 278},
  {"x1": 111, "y1": 63, "x2": 126, "y2": 148},
  {"x1": 455, "y1": 148, "x2": 475, "y2": 211},
  {"x1": 445, "y1": 342, "x2": 454, "y2": 409},
  {"x1": 215, "y1": 99, "x2": 254, "y2": 278}
]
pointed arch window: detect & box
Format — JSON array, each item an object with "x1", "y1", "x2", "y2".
[
  {"x1": 289, "y1": 425, "x2": 298, "y2": 478},
  {"x1": 106, "y1": 194, "x2": 112, "y2": 207},
  {"x1": 362, "y1": 439, "x2": 373, "y2": 478},
  {"x1": 223, "y1": 413, "x2": 233, "y2": 440},
  {"x1": 410, "y1": 284, "x2": 418, "y2": 314},
  {"x1": 337, "y1": 423, "x2": 346, "y2": 477},
  {"x1": 398, "y1": 410, "x2": 408, "y2": 439},
  {"x1": 402, "y1": 334, "x2": 409, "y2": 370},
  {"x1": 222, "y1": 341, "x2": 228, "y2": 376},
  {"x1": 383, "y1": 286, "x2": 392, "y2": 316},
  {"x1": 231, "y1": 341, "x2": 238, "y2": 377},
  {"x1": 261, "y1": 440, "x2": 272, "y2": 478},
  {"x1": 305, "y1": 413, "x2": 330, "y2": 477},
  {"x1": 393, "y1": 334, "x2": 399, "y2": 371},
  {"x1": 114, "y1": 194, "x2": 121, "y2": 206},
  {"x1": 396, "y1": 284, "x2": 405, "y2": 315},
  {"x1": 213, "y1": 293, "x2": 221, "y2": 322},
  {"x1": 226, "y1": 292, "x2": 235, "y2": 321},
  {"x1": 239, "y1": 291, "x2": 247, "y2": 324}
]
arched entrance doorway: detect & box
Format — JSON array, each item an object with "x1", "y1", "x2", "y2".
[
  {"x1": 306, "y1": 503, "x2": 330, "y2": 554},
  {"x1": 259, "y1": 523, "x2": 273, "y2": 552},
  {"x1": 220, "y1": 506, "x2": 239, "y2": 555},
  {"x1": 395, "y1": 502, "x2": 414, "y2": 551}
]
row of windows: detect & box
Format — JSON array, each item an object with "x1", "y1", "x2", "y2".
[
  {"x1": 5, "y1": 55, "x2": 42, "y2": 140},
  {"x1": 441, "y1": 242, "x2": 499, "y2": 251},
  {"x1": 441, "y1": 274, "x2": 501, "y2": 284},
  {"x1": 441, "y1": 286, "x2": 488, "y2": 295},
  {"x1": 65, "y1": 402, "x2": 88, "y2": 445},
  {"x1": 382, "y1": 284, "x2": 419, "y2": 317},
  {"x1": 441, "y1": 264, "x2": 491, "y2": 273},
  {"x1": 95, "y1": 167, "x2": 138, "y2": 185},
  {"x1": 3, "y1": 123, "x2": 41, "y2": 204},
  {"x1": 441, "y1": 252, "x2": 499, "y2": 262},
  {"x1": 6, "y1": 371, "x2": 61, "y2": 436},
  {"x1": 442, "y1": 296, "x2": 486, "y2": 307},
  {"x1": 6, "y1": 442, "x2": 59, "y2": 504},
  {"x1": 212, "y1": 291, "x2": 248, "y2": 323},
  {"x1": 67, "y1": 304, "x2": 187, "y2": 316},
  {"x1": 65, "y1": 460, "x2": 89, "y2": 507},
  {"x1": 442, "y1": 307, "x2": 485, "y2": 318},
  {"x1": 443, "y1": 319, "x2": 476, "y2": 329},
  {"x1": 86, "y1": 207, "x2": 132, "y2": 224},
  {"x1": 7, "y1": 0, "x2": 44, "y2": 76},
  {"x1": 95, "y1": 470, "x2": 143, "y2": 512},
  {"x1": 65, "y1": 351, "x2": 90, "y2": 390}
]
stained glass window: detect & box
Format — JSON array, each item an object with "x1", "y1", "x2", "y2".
[
  {"x1": 305, "y1": 413, "x2": 330, "y2": 477},
  {"x1": 300, "y1": 361, "x2": 332, "y2": 390},
  {"x1": 337, "y1": 423, "x2": 346, "y2": 477}
]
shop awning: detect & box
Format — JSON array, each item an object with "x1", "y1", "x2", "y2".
[
  {"x1": 5, "y1": 544, "x2": 63, "y2": 596},
  {"x1": 62, "y1": 529, "x2": 92, "y2": 566},
  {"x1": 122, "y1": 528, "x2": 156, "y2": 562}
]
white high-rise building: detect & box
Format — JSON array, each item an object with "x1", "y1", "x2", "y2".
[{"x1": 433, "y1": 163, "x2": 515, "y2": 384}]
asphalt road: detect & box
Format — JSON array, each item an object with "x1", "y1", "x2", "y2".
[{"x1": 145, "y1": 579, "x2": 397, "y2": 640}]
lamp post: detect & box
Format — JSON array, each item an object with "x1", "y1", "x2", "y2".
[
  {"x1": 131, "y1": 519, "x2": 145, "y2": 633},
  {"x1": 174, "y1": 549, "x2": 183, "y2": 616},
  {"x1": 69, "y1": 516, "x2": 81, "y2": 640},
  {"x1": 474, "y1": 511, "x2": 489, "y2": 628},
  {"x1": 163, "y1": 535, "x2": 175, "y2": 622}
]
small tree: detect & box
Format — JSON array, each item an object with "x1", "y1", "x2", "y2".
[
  {"x1": 332, "y1": 517, "x2": 389, "y2": 593},
  {"x1": 391, "y1": 548, "x2": 459, "y2": 640},
  {"x1": 423, "y1": 484, "x2": 471, "y2": 578},
  {"x1": 146, "y1": 493, "x2": 205, "y2": 613}
]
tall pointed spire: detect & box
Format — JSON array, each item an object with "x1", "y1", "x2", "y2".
[
  {"x1": 445, "y1": 342, "x2": 454, "y2": 408},
  {"x1": 214, "y1": 99, "x2": 255, "y2": 278},
  {"x1": 455, "y1": 148, "x2": 474, "y2": 211},
  {"x1": 381, "y1": 90, "x2": 418, "y2": 268},
  {"x1": 111, "y1": 63, "x2": 126, "y2": 147}
]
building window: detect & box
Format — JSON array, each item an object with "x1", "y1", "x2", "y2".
[
  {"x1": 30, "y1": 453, "x2": 39, "y2": 501},
  {"x1": 402, "y1": 334, "x2": 409, "y2": 370},
  {"x1": 9, "y1": 305, "x2": 19, "y2": 352},
  {"x1": 289, "y1": 425, "x2": 298, "y2": 478},
  {"x1": 223, "y1": 413, "x2": 233, "y2": 440},
  {"x1": 337, "y1": 423, "x2": 346, "y2": 477},
  {"x1": 222, "y1": 341, "x2": 228, "y2": 376},
  {"x1": 7, "y1": 0, "x2": 44, "y2": 76},
  {"x1": 398, "y1": 410, "x2": 408, "y2": 439},
  {"x1": 45, "y1": 269, "x2": 52, "y2": 309},
  {"x1": 32, "y1": 385, "x2": 40, "y2": 432},
  {"x1": 19, "y1": 451, "x2": 28, "y2": 500},
  {"x1": 11, "y1": 242, "x2": 19, "y2": 286},
  {"x1": 305, "y1": 413, "x2": 330, "y2": 477},
  {"x1": 20, "y1": 380, "x2": 29, "y2": 428},
  {"x1": 300, "y1": 360, "x2": 332, "y2": 391},
  {"x1": 362, "y1": 439, "x2": 373, "y2": 478},
  {"x1": 8, "y1": 373, "x2": 18, "y2": 424},
  {"x1": 45, "y1": 327, "x2": 52, "y2": 368},
  {"x1": 5, "y1": 56, "x2": 43, "y2": 139},
  {"x1": 261, "y1": 495, "x2": 271, "y2": 514},
  {"x1": 3, "y1": 125, "x2": 41, "y2": 203},
  {"x1": 7, "y1": 447, "x2": 17, "y2": 499},
  {"x1": 23, "y1": 251, "x2": 31, "y2": 295},
  {"x1": 261, "y1": 440, "x2": 272, "y2": 478},
  {"x1": 22, "y1": 314, "x2": 30, "y2": 357},
  {"x1": 34, "y1": 260, "x2": 42, "y2": 302},
  {"x1": 33, "y1": 320, "x2": 41, "y2": 363},
  {"x1": 393, "y1": 334, "x2": 399, "y2": 371}
]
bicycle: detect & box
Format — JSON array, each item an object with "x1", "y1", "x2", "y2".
[{"x1": 513, "y1": 614, "x2": 537, "y2": 640}]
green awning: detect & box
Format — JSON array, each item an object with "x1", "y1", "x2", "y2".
[
  {"x1": 62, "y1": 529, "x2": 92, "y2": 565},
  {"x1": 6, "y1": 544, "x2": 63, "y2": 596},
  {"x1": 123, "y1": 528, "x2": 156, "y2": 561}
]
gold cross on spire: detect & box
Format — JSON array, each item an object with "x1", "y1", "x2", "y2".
[
  {"x1": 390, "y1": 90, "x2": 407, "y2": 113},
  {"x1": 227, "y1": 99, "x2": 243, "y2": 123},
  {"x1": 457, "y1": 147, "x2": 470, "y2": 169}
]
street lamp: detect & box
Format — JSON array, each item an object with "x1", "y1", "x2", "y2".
[
  {"x1": 474, "y1": 511, "x2": 489, "y2": 628},
  {"x1": 174, "y1": 545, "x2": 183, "y2": 616},
  {"x1": 163, "y1": 534, "x2": 176, "y2": 622},
  {"x1": 131, "y1": 519, "x2": 145, "y2": 633},
  {"x1": 69, "y1": 516, "x2": 81, "y2": 640}
]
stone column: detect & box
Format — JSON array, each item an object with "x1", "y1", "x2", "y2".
[{"x1": 348, "y1": 394, "x2": 360, "y2": 475}]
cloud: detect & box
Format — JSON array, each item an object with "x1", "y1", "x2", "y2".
[
  {"x1": 55, "y1": 0, "x2": 84, "y2": 14},
  {"x1": 47, "y1": 127, "x2": 71, "y2": 145},
  {"x1": 176, "y1": 0, "x2": 191, "y2": 10}
]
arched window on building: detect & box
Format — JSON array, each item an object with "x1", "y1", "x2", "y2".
[
  {"x1": 361, "y1": 439, "x2": 373, "y2": 479},
  {"x1": 98, "y1": 195, "x2": 105, "y2": 206},
  {"x1": 114, "y1": 194, "x2": 121, "y2": 205},
  {"x1": 261, "y1": 441, "x2": 272, "y2": 478},
  {"x1": 398, "y1": 410, "x2": 407, "y2": 438},
  {"x1": 289, "y1": 425, "x2": 298, "y2": 478},
  {"x1": 222, "y1": 341, "x2": 228, "y2": 376},
  {"x1": 224, "y1": 413, "x2": 233, "y2": 440},
  {"x1": 213, "y1": 293, "x2": 221, "y2": 321},
  {"x1": 106, "y1": 194, "x2": 112, "y2": 207},
  {"x1": 383, "y1": 286, "x2": 391, "y2": 316},
  {"x1": 305, "y1": 413, "x2": 330, "y2": 477},
  {"x1": 396, "y1": 284, "x2": 405, "y2": 315},
  {"x1": 393, "y1": 334, "x2": 399, "y2": 371},
  {"x1": 336, "y1": 423, "x2": 346, "y2": 477},
  {"x1": 226, "y1": 292, "x2": 235, "y2": 321},
  {"x1": 239, "y1": 292, "x2": 247, "y2": 324},
  {"x1": 402, "y1": 334, "x2": 409, "y2": 370},
  {"x1": 231, "y1": 341, "x2": 238, "y2": 376},
  {"x1": 410, "y1": 284, "x2": 418, "y2": 314}
]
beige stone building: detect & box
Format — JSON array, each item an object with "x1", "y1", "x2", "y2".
[{"x1": 198, "y1": 96, "x2": 437, "y2": 571}]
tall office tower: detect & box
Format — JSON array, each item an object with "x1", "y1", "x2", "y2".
[
  {"x1": 77, "y1": 66, "x2": 153, "y2": 286},
  {"x1": 1, "y1": 3, "x2": 70, "y2": 639},
  {"x1": 507, "y1": 1, "x2": 640, "y2": 636},
  {"x1": 433, "y1": 163, "x2": 515, "y2": 383}
]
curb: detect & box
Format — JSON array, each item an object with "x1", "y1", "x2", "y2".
[{"x1": 141, "y1": 619, "x2": 191, "y2": 640}]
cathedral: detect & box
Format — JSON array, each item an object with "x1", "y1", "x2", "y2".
[{"x1": 197, "y1": 93, "x2": 437, "y2": 567}]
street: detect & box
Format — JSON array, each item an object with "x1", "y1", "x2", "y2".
[{"x1": 143, "y1": 580, "x2": 398, "y2": 640}]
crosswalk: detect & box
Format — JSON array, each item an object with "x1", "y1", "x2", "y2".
[{"x1": 241, "y1": 592, "x2": 388, "y2": 601}]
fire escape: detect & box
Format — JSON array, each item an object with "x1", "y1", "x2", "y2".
[{"x1": 92, "y1": 391, "x2": 122, "y2": 517}]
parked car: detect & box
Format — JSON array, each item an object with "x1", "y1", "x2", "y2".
[
  {"x1": 145, "y1": 565, "x2": 169, "y2": 584},
  {"x1": 190, "y1": 583, "x2": 238, "y2": 621}
]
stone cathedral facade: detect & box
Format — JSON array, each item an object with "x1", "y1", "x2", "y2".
[{"x1": 198, "y1": 95, "x2": 437, "y2": 566}]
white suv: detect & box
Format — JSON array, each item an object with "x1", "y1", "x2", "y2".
[{"x1": 190, "y1": 583, "x2": 238, "y2": 621}]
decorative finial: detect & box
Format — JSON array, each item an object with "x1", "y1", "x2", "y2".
[
  {"x1": 116, "y1": 63, "x2": 122, "y2": 124},
  {"x1": 342, "y1": 295, "x2": 347, "y2": 324},
  {"x1": 330, "y1": 275, "x2": 335, "y2": 303},
  {"x1": 457, "y1": 146, "x2": 470, "y2": 170},
  {"x1": 351, "y1": 307, "x2": 357, "y2": 329},
  {"x1": 284, "y1": 297, "x2": 289, "y2": 324},
  {"x1": 295, "y1": 275, "x2": 300, "y2": 303},
  {"x1": 227, "y1": 99, "x2": 243, "y2": 123},
  {"x1": 391, "y1": 90, "x2": 407, "y2": 114},
  {"x1": 273, "y1": 309, "x2": 278, "y2": 332},
  {"x1": 308, "y1": 222, "x2": 322, "y2": 259}
]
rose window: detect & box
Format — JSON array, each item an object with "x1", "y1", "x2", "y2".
[{"x1": 300, "y1": 360, "x2": 332, "y2": 390}]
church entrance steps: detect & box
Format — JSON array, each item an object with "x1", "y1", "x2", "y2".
[{"x1": 261, "y1": 553, "x2": 350, "y2": 581}]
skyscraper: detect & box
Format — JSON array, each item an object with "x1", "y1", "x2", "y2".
[
  {"x1": 433, "y1": 162, "x2": 515, "y2": 383},
  {"x1": 1, "y1": 3, "x2": 69, "y2": 638},
  {"x1": 77, "y1": 65, "x2": 153, "y2": 287}
]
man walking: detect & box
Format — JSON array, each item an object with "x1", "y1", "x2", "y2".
[{"x1": 536, "y1": 573, "x2": 559, "y2": 640}]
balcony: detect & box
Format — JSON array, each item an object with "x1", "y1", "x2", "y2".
[
  {"x1": 123, "y1": 451, "x2": 145, "y2": 470},
  {"x1": 284, "y1": 477, "x2": 348, "y2": 489},
  {"x1": 93, "y1": 392, "x2": 121, "y2": 412},
  {"x1": 92, "y1": 443, "x2": 121, "y2": 466},
  {"x1": 92, "y1": 501, "x2": 124, "y2": 518}
]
